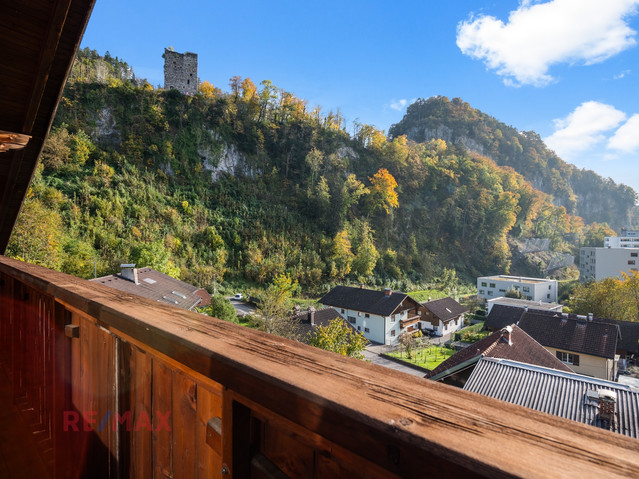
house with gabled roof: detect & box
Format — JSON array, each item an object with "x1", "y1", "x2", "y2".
[
  {"x1": 420, "y1": 297, "x2": 468, "y2": 337},
  {"x1": 425, "y1": 325, "x2": 572, "y2": 387},
  {"x1": 517, "y1": 310, "x2": 620, "y2": 381},
  {"x1": 485, "y1": 303, "x2": 526, "y2": 332},
  {"x1": 92, "y1": 264, "x2": 211, "y2": 311},
  {"x1": 464, "y1": 357, "x2": 639, "y2": 439},
  {"x1": 319, "y1": 286, "x2": 422, "y2": 345},
  {"x1": 488, "y1": 306, "x2": 639, "y2": 362},
  {"x1": 290, "y1": 306, "x2": 358, "y2": 343}
]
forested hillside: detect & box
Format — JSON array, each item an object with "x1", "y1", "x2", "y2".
[
  {"x1": 7, "y1": 49, "x2": 613, "y2": 293},
  {"x1": 389, "y1": 96, "x2": 637, "y2": 229}
]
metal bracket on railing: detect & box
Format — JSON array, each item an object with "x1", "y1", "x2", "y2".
[{"x1": 64, "y1": 324, "x2": 80, "y2": 339}]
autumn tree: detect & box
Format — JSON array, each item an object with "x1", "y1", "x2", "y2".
[
  {"x1": 330, "y1": 229, "x2": 354, "y2": 279},
  {"x1": 199, "y1": 80, "x2": 222, "y2": 100},
  {"x1": 351, "y1": 222, "x2": 379, "y2": 279},
  {"x1": 569, "y1": 273, "x2": 639, "y2": 322},
  {"x1": 368, "y1": 168, "x2": 399, "y2": 214},
  {"x1": 307, "y1": 319, "x2": 368, "y2": 359},
  {"x1": 253, "y1": 274, "x2": 301, "y2": 339},
  {"x1": 7, "y1": 195, "x2": 62, "y2": 269}
]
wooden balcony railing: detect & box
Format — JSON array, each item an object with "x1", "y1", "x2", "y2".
[{"x1": 0, "y1": 255, "x2": 638, "y2": 478}]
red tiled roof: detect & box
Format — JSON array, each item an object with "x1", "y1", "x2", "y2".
[{"x1": 426, "y1": 325, "x2": 573, "y2": 379}]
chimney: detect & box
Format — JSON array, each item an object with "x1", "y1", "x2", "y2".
[
  {"x1": 120, "y1": 264, "x2": 139, "y2": 285},
  {"x1": 308, "y1": 306, "x2": 316, "y2": 326},
  {"x1": 384, "y1": 288, "x2": 392, "y2": 297},
  {"x1": 597, "y1": 390, "x2": 616, "y2": 429},
  {"x1": 588, "y1": 313, "x2": 593, "y2": 321},
  {"x1": 502, "y1": 325, "x2": 513, "y2": 346}
]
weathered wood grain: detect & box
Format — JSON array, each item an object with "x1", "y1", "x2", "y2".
[{"x1": 1, "y1": 255, "x2": 639, "y2": 478}]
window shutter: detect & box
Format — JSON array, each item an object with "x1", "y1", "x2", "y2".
[{"x1": 573, "y1": 354, "x2": 580, "y2": 366}]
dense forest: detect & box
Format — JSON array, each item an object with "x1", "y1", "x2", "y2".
[
  {"x1": 7, "y1": 49, "x2": 635, "y2": 294},
  {"x1": 389, "y1": 96, "x2": 637, "y2": 229}
]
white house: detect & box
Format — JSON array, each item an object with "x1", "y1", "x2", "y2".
[
  {"x1": 319, "y1": 286, "x2": 422, "y2": 345},
  {"x1": 580, "y1": 247, "x2": 639, "y2": 282},
  {"x1": 420, "y1": 297, "x2": 467, "y2": 337},
  {"x1": 477, "y1": 275, "x2": 557, "y2": 303}
]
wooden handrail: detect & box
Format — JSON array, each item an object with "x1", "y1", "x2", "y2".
[{"x1": 0, "y1": 255, "x2": 638, "y2": 478}]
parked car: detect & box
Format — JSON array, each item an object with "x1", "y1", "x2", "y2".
[{"x1": 233, "y1": 293, "x2": 244, "y2": 301}]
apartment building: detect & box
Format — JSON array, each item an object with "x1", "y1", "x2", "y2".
[
  {"x1": 580, "y1": 246, "x2": 639, "y2": 282},
  {"x1": 476, "y1": 275, "x2": 558, "y2": 303}
]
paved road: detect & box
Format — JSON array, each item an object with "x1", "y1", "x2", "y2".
[{"x1": 229, "y1": 299, "x2": 256, "y2": 317}]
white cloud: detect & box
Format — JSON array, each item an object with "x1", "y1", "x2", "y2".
[
  {"x1": 457, "y1": 0, "x2": 639, "y2": 86},
  {"x1": 390, "y1": 99, "x2": 408, "y2": 111},
  {"x1": 614, "y1": 69, "x2": 631, "y2": 79},
  {"x1": 544, "y1": 101, "x2": 626, "y2": 156},
  {"x1": 608, "y1": 114, "x2": 639, "y2": 152}
]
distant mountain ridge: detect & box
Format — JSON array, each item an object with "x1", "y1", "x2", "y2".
[{"x1": 389, "y1": 96, "x2": 636, "y2": 230}]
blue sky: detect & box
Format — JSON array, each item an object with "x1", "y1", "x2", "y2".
[{"x1": 82, "y1": 0, "x2": 639, "y2": 194}]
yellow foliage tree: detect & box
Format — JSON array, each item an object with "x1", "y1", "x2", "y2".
[{"x1": 368, "y1": 168, "x2": 399, "y2": 214}]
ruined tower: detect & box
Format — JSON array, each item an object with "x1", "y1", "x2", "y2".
[{"x1": 163, "y1": 48, "x2": 198, "y2": 95}]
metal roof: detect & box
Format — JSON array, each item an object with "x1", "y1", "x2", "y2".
[
  {"x1": 92, "y1": 266, "x2": 209, "y2": 311},
  {"x1": 464, "y1": 357, "x2": 639, "y2": 439}
]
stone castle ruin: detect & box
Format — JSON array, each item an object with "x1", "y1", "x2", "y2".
[{"x1": 163, "y1": 48, "x2": 198, "y2": 95}]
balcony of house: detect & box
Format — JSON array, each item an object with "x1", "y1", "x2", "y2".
[
  {"x1": 0, "y1": 254, "x2": 638, "y2": 478},
  {"x1": 400, "y1": 310, "x2": 421, "y2": 330}
]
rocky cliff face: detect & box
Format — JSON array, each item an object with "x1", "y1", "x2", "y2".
[{"x1": 93, "y1": 107, "x2": 121, "y2": 148}]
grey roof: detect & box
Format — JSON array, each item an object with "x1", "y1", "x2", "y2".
[
  {"x1": 319, "y1": 286, "x2": 419, "y2": 317},
  {"x1": 518, "y1": 311, "x2": 619, "y2": 359},
  {"x1": 92, "y1": 267, "x2": 209, "y2": 310},
  {"x1": 292, "y1": 307, "x2": 346, "y2": 340},
  {"x1": 464, "y1": 357, "x2": 639, "y2": 439},
  {"x1": 485, "y1": 304, "x2": 525, "y2": 330},
  {"x1": 421, "y1": 297, "x2": 468, "y2": 322},
  {"x1": 487, "y1": 297, "x2": 562, "y2": 311},
  {"x1": 591, "y1": 317, "x2": 639, "y2": 355}
]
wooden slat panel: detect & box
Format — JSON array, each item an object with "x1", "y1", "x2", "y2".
[
  {"x1": 130, "y1": 345, "x2": 152, "y2": 478},
  {"x1": 172, "y1": 371, "x2": 197, "y2": 479},
  {"x1": 2, "y1": 256, "x2": 639, "y2": 478},
  {"x1": 196, "y1": 385, "x2": 223, "y2": 478},
  {"x1": 152, "y1": 360, "x2": 173, "y2": 479},
  {"x1": 262, "y1": 421, "x2": 314, "y2": 477}
]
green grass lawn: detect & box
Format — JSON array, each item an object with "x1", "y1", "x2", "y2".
[
  {"x1": 387, "y1": 346, "x2": 456, "y2": 370},
  {"x1": 407, "y1": 289, "x2": 449, "y2": 302}
]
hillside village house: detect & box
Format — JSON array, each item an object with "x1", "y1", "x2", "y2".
[
  {"x1": 91, "y1": 264, "x2": 211, "y2": 311},
  {"x1": 487, "y1": 307, "x2": 629, "y2": 381},
  {"x1": 517, "y1": 311, "x2": 620, "y2": 381},
  {"x1": 464, "y1": 358, "x2": 639, "y2": 439},
  {"x1": 319, "y1": 286, "x2": 422, "y2": 345},
  {"x1": 486, "y1": 296, "x2": 562, "y2": 315},
  {"x1": 477, "y1": 275, "x2": 558, "y2": 302},
  {"x1": 1, "y1": 1, "x2": 637, "y2": 475},
  {"x1": 420, "y1": 297, "x2": 468, "y2": 337},
  {"x1": 426, "y1": 325, "x2": 573, "y2": 387}
]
